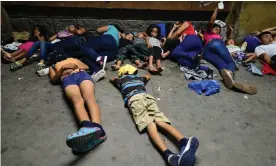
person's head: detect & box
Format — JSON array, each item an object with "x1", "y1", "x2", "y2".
[
  {"x1": 226, "y1": 39, "x2": 235, "y2": 45},
  {"x1": 164, "y1": 38, "x2": 180, "y2": 52},
  {"x1": 211, "y1": 23, "x2": 221, "y2": 35},
  {"x1": 137, "y1": 32, "x2": 146, "y2": 39},
  {"x1": 68, "y1": 25, "x2": 76, "y2": 33},
  {"x1": 118, "y1": 64, "x2": 138, "y2": 77},
  {"x1": 146, "y1": 24, "x2": 161, "y2": 39},
  {"x1": 258, "y1": 31, "x2": 273, "y2": 45},
  {"x1": 125, "y1": 33, "x2": 134, "y2": 41}
]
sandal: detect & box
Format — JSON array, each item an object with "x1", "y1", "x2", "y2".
[
  {"x1": 10, "y1": 61, "x2": 23, "y2": 71},
  {"x1": 232, "y1": 82, "x2": 257, "y2": 95}
]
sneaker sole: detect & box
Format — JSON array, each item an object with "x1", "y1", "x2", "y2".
[
  {"x1": 178, "y1": 137, "x2": 199, "y2": 166},
  {"x1": 66, "y1": 129, "x2": 102, "y2": 150},
  {"x1": 73, "y1": 135, "x2": 107, "y2": 153},
  {"x1": 233, "y1": 82, "x2": 257, "y2": 95},
  {"x1": 220, "y1": 69, "x2": 234, "y2": 89}
]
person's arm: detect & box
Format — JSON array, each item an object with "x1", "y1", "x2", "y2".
[
  {"x1": 96, "y1": 25, "x2": 109, "y2": 34},
  {"x1": 255, "y1": 46, "x2": 271, "y2": 64},
  {"x1": 171, "y1": 21, "x2": 190, "y2": 39},
  {"x1": 227, "y1": 25, "x2": 234, "y2": 39},
  {"x1": 208, "y1": 7, "x2": 218, "y2": 30},
  {"x1": 146, "y1": 36, "x2": 152, "y2": 48},
  {"x1": 36, "y1": 34, "x2": 45, "y2": 41},
  {"x1": 262, "y1": 27, "x2": 276, "y2": 32},
  {"x1": 161, "y1": 51, "x2": 171, "y2": 59},
  {"x1": 76, "y1": 60, "x2": 89, "y2": 70},
  {"x1": 49, "y1": 34, "x2": 57, "y2": 41},
  {"x1": 49, "y1": 66, "x2": 61, "y2": 84},
  {"x1": 110, "y1": 77, "x2": 120, "y2": 89},
  {"x1": 142, "y1": 74, "x2": 151, "y2": 85}
]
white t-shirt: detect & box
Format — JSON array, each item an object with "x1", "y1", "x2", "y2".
[
  {"x1": 149, "y1": 37, "x2": 162, "y2": 48},
  {"x1": 255, "y1": 41, "x2": 276, "y2": 57}
]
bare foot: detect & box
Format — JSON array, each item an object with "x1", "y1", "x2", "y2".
[
  {"x1": 148, "y1": 65, "x2": 158, "y2": 74},
  {"x1": 111, "y1": 64, "x2": 120, "y2": 71}
]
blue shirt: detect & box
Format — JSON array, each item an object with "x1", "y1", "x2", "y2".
[{"x1": 103, "y1": 25, "x2": 120, "y2": 46}]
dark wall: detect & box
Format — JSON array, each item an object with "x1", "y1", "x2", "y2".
[{"x1": 2, "y1": 5, "x2": 229, "y2": 37}]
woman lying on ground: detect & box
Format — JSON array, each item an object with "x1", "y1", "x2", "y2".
[
  {"x1": 202, "y1": 7, "x2": 257, "y2": 95},
  {"x1": 162, "y1": 21, "x2": 210, "y2": 73}
]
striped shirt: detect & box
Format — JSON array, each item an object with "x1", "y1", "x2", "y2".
[{"x1": 111, "y1": 74, "x2": 149, "y2": 103}]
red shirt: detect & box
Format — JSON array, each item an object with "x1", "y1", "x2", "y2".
[{"x1": 182, "y1": 21, "x2": 196, "y2": 35}]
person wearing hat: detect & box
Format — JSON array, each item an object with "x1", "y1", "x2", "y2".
[
  {"x1": 110, "y1": 64, "x2": 199, "y2": 166},
  {"x1": 255, "y1": 31, "x2": 276, "y2": 69}
]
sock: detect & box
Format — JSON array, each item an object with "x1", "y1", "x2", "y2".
[
  {"x1": 163, "y1": 149, "x2": 173, "y2": 161},
  {"x1": 80, "y1": 121, "x2": 106, "y2": 137},
  {"x1": 179, "y1": 137, "x2": 189, "y2": 150},
  {"x1": 80, "y1": 120, "x2": 94, "y2": 127}
]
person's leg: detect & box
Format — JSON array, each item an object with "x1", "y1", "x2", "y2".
[
  {"x1": 80, "y1": 46, "x2": 100, "y2": 62},
  {"x1": 152, "y1": 47, "x2": 163, "y2": 72},
  {"x1": 112, "y1": 47, "x2": 127, "y2": 70},
  {"x1": 13, "y1": 50, "x2": 27, "y2": 61},
  {"x1": 64, "y1": 85, "x2": 90, "y2": 122},
  {"x1": 64, "y1": 78, "x2": 103, "y2": 152},
  {"x1": 79, "y1": 80, "x2": 101, "y2": 124}
]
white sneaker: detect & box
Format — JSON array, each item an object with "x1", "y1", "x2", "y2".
[
  {"x1": 37, "y1": 67, "x2": 49, "y2": 77},
  {"x1": 218, "y1": 1, "x2": 224, "y2": 9},
  {"x1": 91, "y1": 69, "x2": 106, "y2": 82}
]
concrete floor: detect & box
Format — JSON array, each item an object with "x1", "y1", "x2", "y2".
[{"x1": 1, "y1": 60, "x2": 276, "y2": 166}]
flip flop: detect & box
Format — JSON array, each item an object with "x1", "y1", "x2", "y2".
[{"x1": 232, "y1": 82, "x2": 257, "y2": 95}]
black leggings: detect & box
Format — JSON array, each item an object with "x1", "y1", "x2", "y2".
[{"x1": 148, "y1": 46, "x2": 162, "y2": 60}]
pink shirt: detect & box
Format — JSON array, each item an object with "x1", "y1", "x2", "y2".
[{"x1": 204, "y1": 31, "x2": 221, "y2": 45}]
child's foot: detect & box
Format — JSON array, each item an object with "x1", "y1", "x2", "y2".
[
  {"x1": 10, "y1": 61, "x2": 23, "y2": 71},
  {"x1": 220, "y1": 69, "x2": 235, "y2": 89},
  {"x1": 157, "y1": 66, "x2": 164, "y2": 73},
  {"x1": 232, "y1": 82, "x2": 257, "y2": 95},
  {"x1": 137, "y1": 62, "x2": 148, "y2": 69},
  {"x1": 36, "y1": 63, "x2": 47, "y2": 72},
  {"x1": 148, "y1": 65, "x2": 158, "y2": 74},
  {"x1": 168, "y1": 153, "x2": 180, "y2": 166},
  {"x1": 111, "y1": 64, "x2": 120, "y2": 71},
  {"x1": 178, "y1": 137, "x2": 199, "y2": 166},
  {"x1": 66, "y1": 127, "x2": 103, "y2": 152},
  {"x1": 91, "y1": 69, "x2": 106, "y2": 82}
]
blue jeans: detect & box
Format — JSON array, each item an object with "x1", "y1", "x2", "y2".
[
  {"x1": 81, "y1": 35, "x2": 118, "y2": 62},
  {"x1": 170, "y1": 34, "x2": 209, "y2": 71},
  {"x1": 203, "y1": 39, "x2": 235, "y2": 72},
  {"x1": 25, "y1": 41, "x2": 51, "y2": 61},
  {"x1": 51, "y1": 36, "x2": 86, "y2": 58}
]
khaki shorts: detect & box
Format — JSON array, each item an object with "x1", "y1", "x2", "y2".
[{"x1": 128, "y1": 93, "x2": 170, "y2": 132}]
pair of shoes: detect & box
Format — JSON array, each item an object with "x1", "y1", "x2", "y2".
[
  {"x1": 91, "y1": 56, "x2": 107, "y2": 82},
  {"x1": 66, "y1": 127, "x2": 107, "y2": 153},
  {"x1": 167, "y1": 137, "x2": 199, "y2": 166}
]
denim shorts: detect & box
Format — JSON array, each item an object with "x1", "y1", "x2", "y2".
[{"x1": 62, "y1": 71, "x2": 93, "y2": 89}]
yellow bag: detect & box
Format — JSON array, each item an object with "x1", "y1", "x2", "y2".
[{"x1": 12, "y1": 32, "x2": 30, "y2": 41}]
